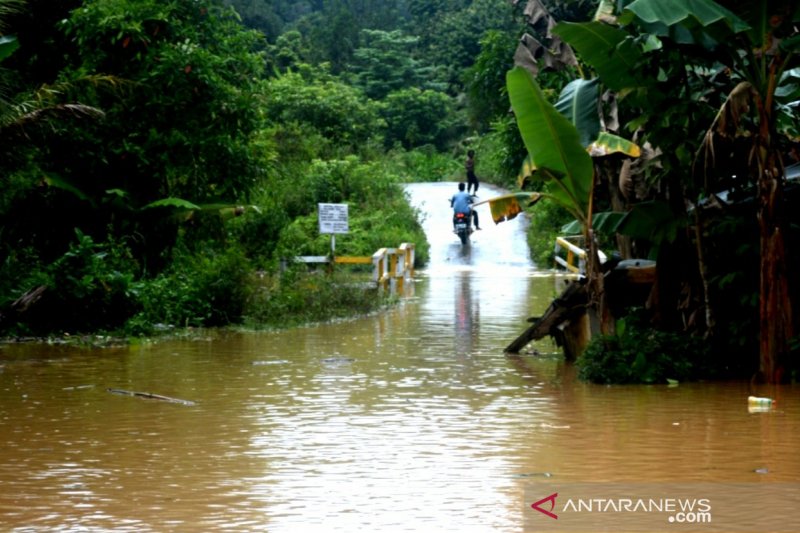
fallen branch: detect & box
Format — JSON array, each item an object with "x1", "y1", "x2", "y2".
[
  {"x1": 505, "y1": 279, "x2": 588, "y2": 354},
  {"x1": 107, "y1": 388, "x2": 196, "y2": 406},
  {"x1": 0, "y1": 285, "x2": 47, "y2": 329}
]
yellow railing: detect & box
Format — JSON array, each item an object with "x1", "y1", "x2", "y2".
[
  {"x1": 554, "y1": 236, "x2": 586, "y2": 273},
  {"x1": 553, "y1": 236, "x2": 607, "y2": 274},
  {"x1": 369, "y1": 243, "x2": 415, "y2": 294},
  {"x1": 291, "y1": 243, "x2": 415, "y2": 295}
]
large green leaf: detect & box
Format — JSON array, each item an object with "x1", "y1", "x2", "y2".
[
  {"x1": 776, "y1": 68, "x2": 800, "y2": 101},
  {"x1": 0, "y1": 35, "x2": 19, "y2": 62},
  {"x1": 783, "y1": 33, "x2": 800, "y2": 54},
  {"x1": 555, "y1": 78, "x2": 600, "y2": 148},
  {"x1": 561, "y1": 211, "x2": 626, "y2": 235},
  {"x1": 506, "y1": 66, "x2": 594, "y2": 224},
  {"x1": 140, "y1": 199, "x2": 260, "y2": 220},
  {"x1": 563, "y1": 202, "x2": 686, "y2": 260},
  {"x1": 615, "y1": 200, "x2": 686, "y2": 245},
  {"x1": 622, "y1": 0, "x2": 750, "y2": 44},
  {"x1": 775, "y1": 68, "x2": 800, "y2": 139},
  {"x1": 44, "y1": 174, "x2": 93, "y2": 205},
  {"x1": 141, "y1": 198, "x2": 202, "y2": 211},
  {"x1": 552, "y1": 22, "x2": 644, "y2": 91}
]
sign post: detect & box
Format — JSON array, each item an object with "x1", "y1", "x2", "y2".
[{"x1": 318, "y1": 203, "x2": 349, "y2": 258}]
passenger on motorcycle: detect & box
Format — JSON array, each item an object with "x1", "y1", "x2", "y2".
[{"x1": 450, "y1": 182, "x2": 481, "y2": 230}]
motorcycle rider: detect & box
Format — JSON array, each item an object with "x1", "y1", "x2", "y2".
[{"x1": 450, "y1": 182, "x2": 481, "y2": 230}]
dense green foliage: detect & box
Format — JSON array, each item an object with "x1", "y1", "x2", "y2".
[
  {"x1": 509, "y1": 0, "x2": 800, "y2": 384},
  {"x1": 577, "y1": 310, "x2": 711, "y2": 384},
  {"x1": 2, "y1": 0, "x2": 471, "y2": 338},
  {"x1": 2, "y1": 0, "x2": 796, "y2": 388}
]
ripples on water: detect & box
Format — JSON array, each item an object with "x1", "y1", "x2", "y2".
[{"x1": 1, "y1": 183, "x2": 798, "y2": 531}]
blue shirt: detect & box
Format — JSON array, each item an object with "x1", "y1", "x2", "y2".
[{"x1": 450, "y1": 191, "x2": 473, "y2": 214}]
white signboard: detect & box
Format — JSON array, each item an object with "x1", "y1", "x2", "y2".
[{"x1": 318, "y1": 203, "x2": 349, "y2": 234}]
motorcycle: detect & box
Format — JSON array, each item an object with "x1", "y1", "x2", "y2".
[{"x1": 453, "y1": 211, "x2": 473, "y2": 246}]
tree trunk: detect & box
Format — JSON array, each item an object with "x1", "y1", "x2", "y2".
[
  {"x1": 602, "y1": 158, "x2": 633, "y2": 258},
  {"x1": 757, "y1": 164, "x2": 794, "y2": 383}
]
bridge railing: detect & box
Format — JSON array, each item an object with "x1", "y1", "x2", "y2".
[
  {"x1": 554, "y1": 236, "x2": 586, "y2": 274},
  {"x1": 288, "y1": 243, "x2": 415, "y2": 296},
  {"x1": 554, "y1": 236, "x2": 607, "y2": 275}
]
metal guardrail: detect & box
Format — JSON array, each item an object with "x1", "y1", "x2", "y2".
[
  {"x1": 290, "y1": 243, "x2": 415, "y2": 295},
  {"x1": 553, "y1": 236, "x2": 606, "y2": 274},
  {"x1": 371, "y1": 243, "x2": 415, "y2": 294},
  {"x1": 554, "y1": 236, "x2": 586, "y2": 273}
]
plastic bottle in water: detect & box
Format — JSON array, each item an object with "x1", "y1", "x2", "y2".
[{"x1": 748, "y1": 395, "x2": 775, "y2": 407}]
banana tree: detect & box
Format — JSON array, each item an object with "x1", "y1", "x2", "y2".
[
  {"x1": 507, "y1": 67, "x2": 595, "y2": 230},
  {"x1": 625, "y1": 0, "x2": 798, "y2": 381},
  {"x1": 550, "y1": 0, "x2": 799, "y2": 382},
  {"x1": 510, "y1": 66, "x2": 645, "y2": 244},
  {"x1": 507, "y1": 65, "x2": 616, "y2": 338}
]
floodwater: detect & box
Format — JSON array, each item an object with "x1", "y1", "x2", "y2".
[{"x1": 1, "y1": 183, "x2": 798, "y2": 532}]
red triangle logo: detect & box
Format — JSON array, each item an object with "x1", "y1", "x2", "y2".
[{"x1": 531, "y1": 492, "x2": 558, "y2": 519}]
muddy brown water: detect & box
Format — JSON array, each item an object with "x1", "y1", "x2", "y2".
[{"x1": 1, "y1": 183, "x2": 798, "y2": 532}]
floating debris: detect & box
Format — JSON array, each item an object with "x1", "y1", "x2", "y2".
[
  {"x1": 63, "y1": 384, "x2": 95, "y2": 391},
  {"x1": 748, "y1": 395, "x2": 775, "y2": 407},
  {"x1": 321, "y1": 356, "x2": 355, "y2": 364},
  {"x1": 747, "y1": 396, "x2": 775, "y2": 413},
  {"x1": 540, "y1": 423, "x2": 570, "y2": 429},
  {"x1": 107, "y1": 388, "x2": 196, "y2": 406}
]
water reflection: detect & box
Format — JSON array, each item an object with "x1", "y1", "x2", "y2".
[
  {"x1": 1, "y1": 184, "x2": 798, "y2": 531},
  {"x1": 454, "y1": 272, "x2": 478, "y2": 355}
]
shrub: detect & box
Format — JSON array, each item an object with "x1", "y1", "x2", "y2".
[
  {"x1": 577, "y1": 309, "x2": 710, "y2": 384},
  {"x1": 271, "y1": 156, "x2": 430, "y2": 265},
  {"x1": 2, "y1": 229, "x2": 139, "y2": 335},
  {"x1": 526, "y1": 198, "x2": 571, "y2": 269},
  {"x1": 385, "y1": 146, "x2": 462, "y2": 183},
  {"x1": 243, "y1": 267, "x2": 389, "y2": 328},
  {"x1": 126, "y1": 245, "x2": 252, "y2": 334}
]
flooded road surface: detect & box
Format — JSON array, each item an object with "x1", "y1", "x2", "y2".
[{"x1": 1, "y1": 183, "x2": 799, "y2": 532}]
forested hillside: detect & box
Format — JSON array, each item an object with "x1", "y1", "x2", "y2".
[
  {"x1": 0, "y1": 0, "x2": 543, "y2": 338},
  {"x1": 2, "y1": 0, "x2": 799, "y2": 384}
]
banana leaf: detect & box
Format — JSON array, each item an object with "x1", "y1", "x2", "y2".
[
  {"x1": 588, "y1": 131, "x2": 642, "y2": 157},
  {"x1": 519, "y1": 132, "x2": 642, "y2": 188},
  {"x1": 474, "y1": 192, "x2": 542, "y2": 224},
  {"x1": 141, "y1": 198, "x2": 260, "y2": 218},
  {"x1": 615, "y1": 200, "x2": 687, "y2": 250},
  {"x1": 141, "y1": 198, "x2": 202, "y2": 210},
  {"x1": 517, "y1": 153, "x2": 537, "y2": 189},
  {"x1": 0, "y1": 35, "x2": 19, "y2": 62},
  {"x1": 555, "y1": 78, "x2": 600, "y2": 148},
  {"x1": 506, "y1": 66, "x2": 593, "y2": 225},
  {"x1": 552, "y1": 21, "x2": 644, "y2": 91},
  {"x1": 561, "y1": 211, "x2": 626, "y2": 235},
  {"x1": 43, "y1": 174, "x2": 93, "y2": 204},
  {"x1": 622, "y1": 0, "x2": 750, "y2": 44},
  {"x1": 593, "y1": 0, "x2": 617, "y2": 23}
]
